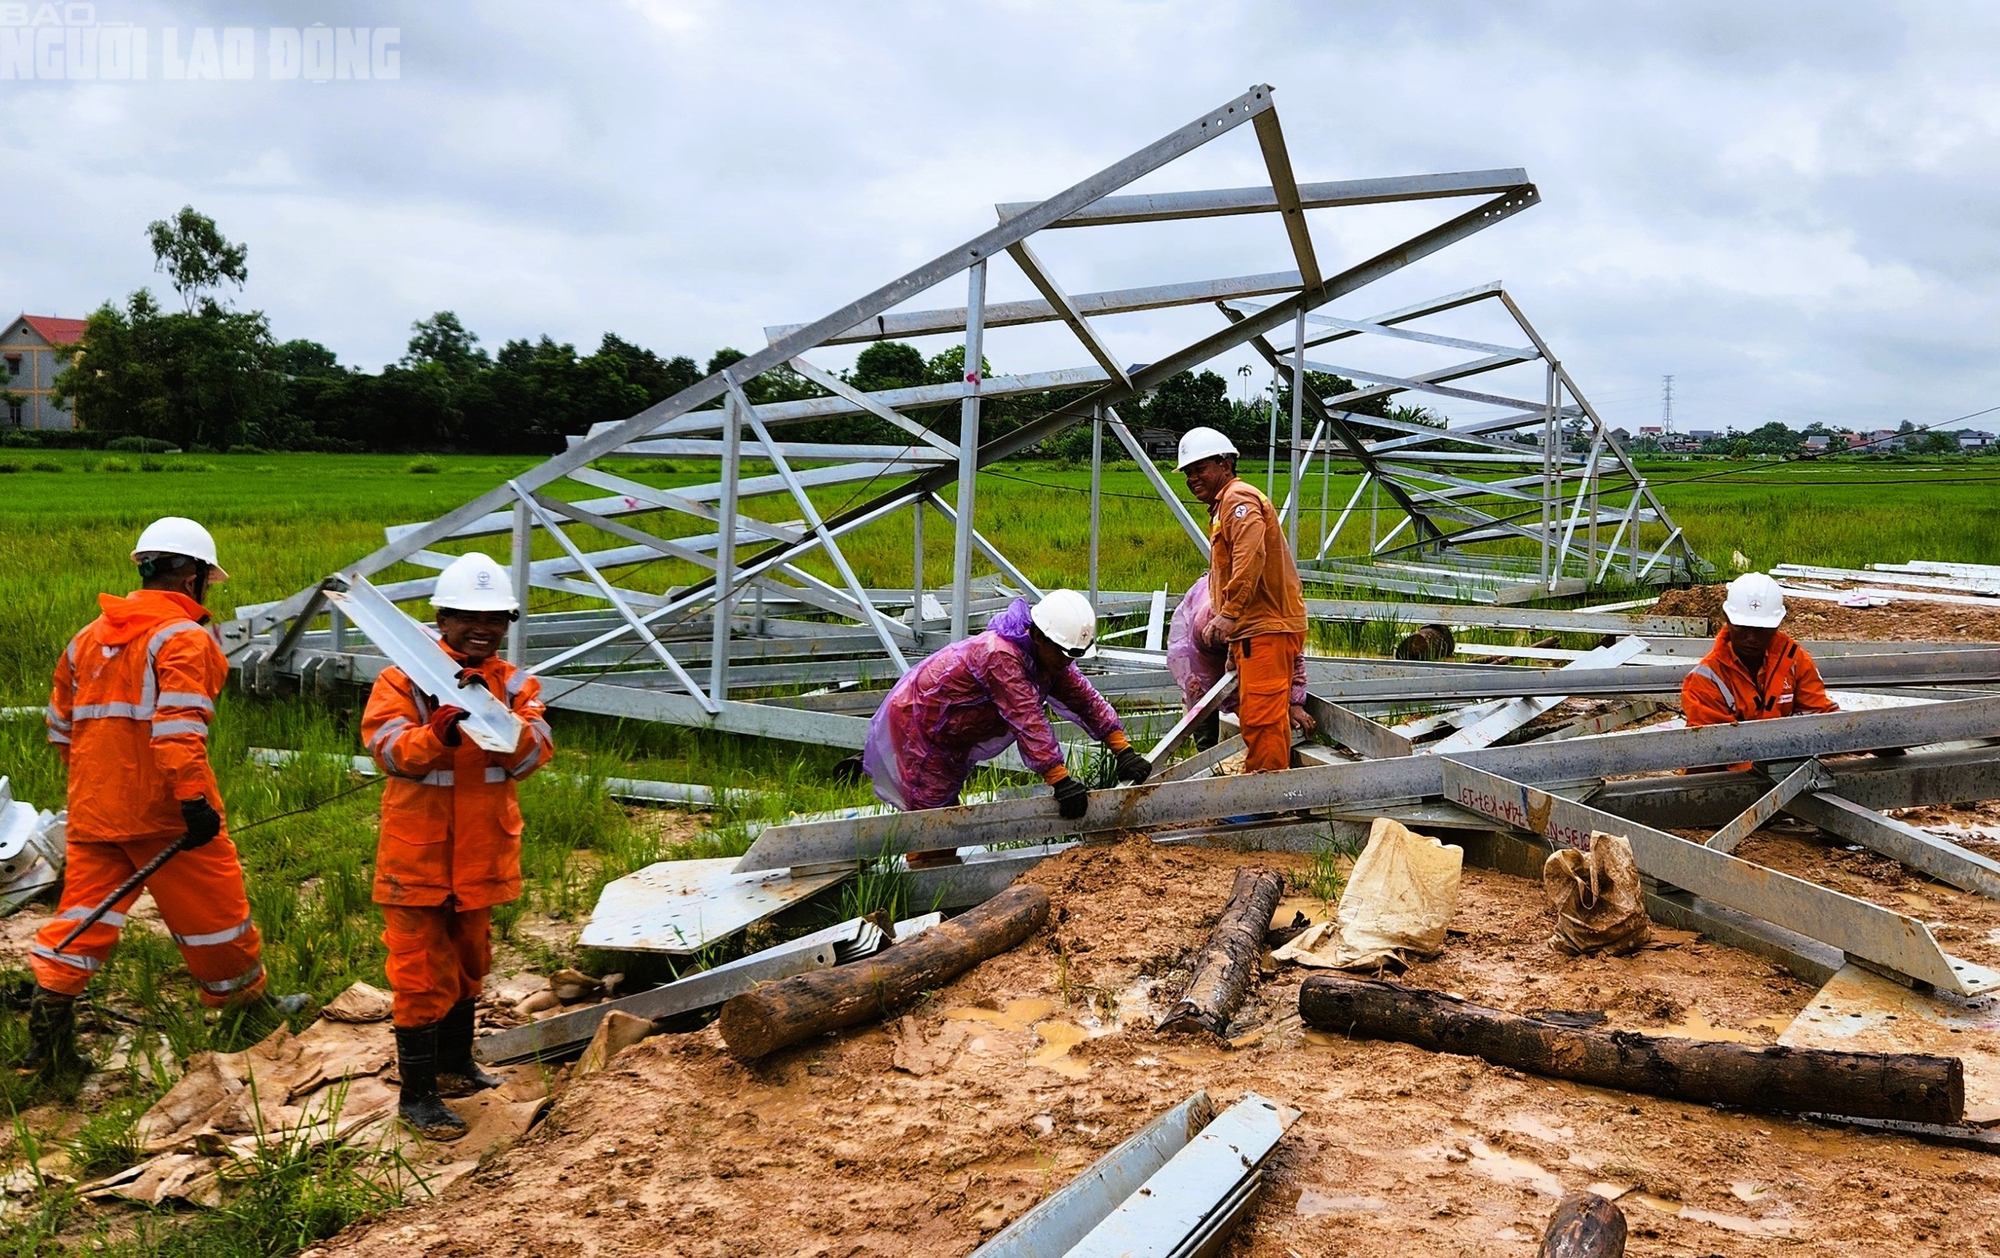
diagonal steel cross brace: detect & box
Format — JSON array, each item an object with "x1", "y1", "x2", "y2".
[{"x1": 1705, "y1": 758, "x2": 1835, "y2": 853}]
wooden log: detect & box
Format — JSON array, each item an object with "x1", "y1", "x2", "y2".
[
  {"x1": 1158, "y1": 868, "x2": 1285, "y2": 1036},
  {"x1": 718, "y1": 883, "x2": 1049, "y2": 1061},
  {"x1": 1298, "y1": 973, "x2": 1964, "y2": 1124},
  {"x1": 1539, "y1": 1192, "x2": 1625, "y2": 1258}
]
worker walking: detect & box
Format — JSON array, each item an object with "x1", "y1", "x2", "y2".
[
  {"x1": 1681, "y1": 573, "x2": 1837, "y2": 767},
  {"x1": 31, "y1": 518, "x2": 296, "y2": 1077},
  {"x1": 361, "y1": 552, "x2": 553, "y2": 1139},
  {"x1": 1166, "y1": 573, "x2": 1314, "y2": 750},
  {"x1": 856, "y1": 590, "x2": 1150, "y2": 841},
  {"x1": 1176, "y1": 427, "x2": 1311, "y2": 773}
]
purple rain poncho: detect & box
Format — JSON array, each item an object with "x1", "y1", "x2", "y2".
[
  {"x1": 1165, "y1": 574, "x2": 1308, "y2": 714},
  {"x1": 862, "y1": 598, "x2": 1126, "y2": 812}
]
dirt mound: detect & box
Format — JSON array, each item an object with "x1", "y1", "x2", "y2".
[
  {"x1": 313, "y1": 837, "x2": 1999, "y2": 1258},
  {"x1": 1655, "y1": 583, "x2": 2000, "y2": 641}
]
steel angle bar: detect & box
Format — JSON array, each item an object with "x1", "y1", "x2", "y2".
[
  {"x1": 318, "y1": 576, "x2": 523, "y2": 753},
  {"x1": 1427, "y1": 635, "x2": 1650, "y2": 755},
  {"x1": 1705, "y1": 759, "x2": 1835, "y2": 853},
  {"x1": 475, "y1": 929, "x2": 843, "y2": 1065},
  {"x1": 765, "y1": 277, "x2": 1306, "y2": 346},
  {"x1": 1157, "y1": 735, "x2": 1247, "y2": 783},
  {"x1": 1527, "y1": 699, "x2": 1667, "y2": 744},
  {"x1": 783, "y1": 355, "x2": 959, "y2": 456},
  {"x1": 1302, "y1": 692, "x2": 1412, "y2": 758},
  {"x1": 1302, "y1": 355, "x2": 1549, "y2": 412},
  {"x1": 1302, "y1": 598, "x2": 1704, "y2": 637},
  {"x1": 524, "y1": 496, "x2": 723, "y2": 569},
  {"x1": 515, "y1": 486, "x2": 717, "y2": 711},
  {"x1": 1783, "y1": 791, "x2": 2000, "y2": 899},
  {"x1": 1249, "y1": 105, "x2": 1321, "y2": 290},
  {"x1": 1149, "y1": 673, "x2": 1237, "y2": 767},
  {"x1": 564, "y1": 466, "x2": 805, "y2": 543},
  {"x1": 1064, "y1": 1092, "x2": 1299, "y2": 1258},
  {"x1": 607, "y1": 437, "x2": 956, "y2": 464},
  {"x1": 1005, "y1": 239, "x2": 1131, "y2": 387},
  {"x1": 1105, "y1": 410, "x2": 1211, "y2": 554},
  {"x1": 1438, "y1": 759, "x2": 2000, "y2": 996},
  {"x1": 254, "y1": 87, "x2": 1279, "y2": 628},
  {"x1": 993, "y1": 168, "x2": 1528, "y2": 227},
  {"x1": 732, "y1": 695, "x2": 2000, "y2": 871},
  {"x1": 604, "y1": 368, "x2": 1114, "y2": 439},
  {"x1": 974, "y1": 1092, "x2": 1216, "y2": 1258}
]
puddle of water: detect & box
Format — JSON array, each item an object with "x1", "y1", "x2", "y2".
[
  {"x1": 1654, "y1": 1008, "x2": 1786, "y2": 1044},
  {"x1": 1302, "y1": 1029, "x2": 1347, "y2": 1049},
  {"x1": 1491, "y1": 1226, "x2": 1535, "y2": 1242},
  {"x1": 1629, "y1": 1192, "x2": 1795, "y2": 1237},
  {"x1": 1027, "y1": 1022, "x2": 1090, "y2": 1079},
  {"x1": 1586, "y1": 1180, "x2": 1634, "y2": 1201},
  {"x1": 943, "y1": 998, "x2": 1058, "y2": 1034},
  {"x1": 1270, "y1": 894, "x2": 1325, "y2": 930},
  {"x1": 1464, "y1": 1139, "x2": 1563, "y2": 1197},
  {"x1": 1731, "y1": 1180, "x2": 1770, "y2": 1203},
  {"x1": 1295, "y1": 1189, "x2": 1386, "y2": 1216},
  {"x1": 1163, "y1": 1047, "x2": 1228, "y2": 1068}
]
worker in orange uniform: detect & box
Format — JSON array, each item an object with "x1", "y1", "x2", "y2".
[
  {"x1": 1681, "y1": 573, "x2": 1837, "y2": 766},
  {"x1": 32, "y1": 518, "x2": 301, "y2": 1077},
  {"x1": 1176, "y1": 427, "x2": 1314, "y2": 773},
  {"x1": 361, "y1": 552, "x2": 553, "y2": 1139}
]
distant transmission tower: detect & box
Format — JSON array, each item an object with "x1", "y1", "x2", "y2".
[{"x1": 1661, "y1": 374, "x2": 1674, "y2": 435}]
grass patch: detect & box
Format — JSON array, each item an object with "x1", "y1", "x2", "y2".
[
  {"x1": 405, "y1": 457, "x2": 443, "y2": 474},
  {"x1": 1296, "y1": 825, "x2": 1365, "y2": 907}
]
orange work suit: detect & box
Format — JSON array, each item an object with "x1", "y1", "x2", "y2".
[
  {"x1": 1208, "y1": 478, "x2": 1309, "y2": 772},
  {"x1": 36, "y1": 591, "x2": 268, "y2": 1005},
  {"x1": 362, "y1": 651, "x2": 553, "y2": 1026},
  {"x1": 1681, "y1": 628, "x2": 1838, "y2": 771}
]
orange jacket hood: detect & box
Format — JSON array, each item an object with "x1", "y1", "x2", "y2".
[{"x1": 94, "y1": 590, "x2": 210, "y2": 646}]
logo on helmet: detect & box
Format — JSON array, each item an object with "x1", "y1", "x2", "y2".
[{"x1": 476, "y1": 571, "x2": 492, "y2": 588}]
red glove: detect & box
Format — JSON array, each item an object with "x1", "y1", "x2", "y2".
[{"x1": 427, "y1": 705, "x2": 469, "y2": 747}]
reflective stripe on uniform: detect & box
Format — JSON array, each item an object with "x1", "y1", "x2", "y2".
[
  {"x1": 484, "y1": 766, "x2": 507, "y2": 783},
  {"x1": 47, "y1": 730, "x2": 70, "y2": 746},
  {"x1": 31, "y1": 946, "x2": 99, "y2": 972},
  {"x1": 44, "y1": 704, "x2": 71, "y2": 731},
  {"x1": 138, "y1": 620, "x2": 207, "y2": 715},
  {"x1": 172, "y1": 917, "x2": 253, "y2": 948},
  {"x1": 151, "y1": 718, "x2": 209, "y2": 739},
  {"x1": 197, "y1": 962, "x2": 264, "y2": 995},
  {"x1": 421, "y1": 770, "x2": 454, "y2": 786},
  {"x1": 1687, "y1": 664, "x2": 1736, "y2": 713},
  {"x1": 57, "y1": 906, "x2": 127, "y2": 929},
  {"x1": 73, "y1": 701, "x2": 152, "y2": 721},
  {"x1": 505, "y1": 670, "x2": 530, "y2": 698},
  {"x1": 155, "y1": 691, "x2": 215, "y2": 712},
  {"x1": 369, "y1": 716, "x2": 410, "y2": 753}
]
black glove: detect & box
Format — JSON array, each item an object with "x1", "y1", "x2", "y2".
[
  {"x1": 1114, "y1": 747, "x2": 1152, "y2": 785},
  {"x1": 179, "y1": 796, "x2": 223, "y2": 849},
  {"x1": 427, "y1": 704, "x2": 469, "y2": 748},
  {"x1": 1052, "y1": 775, "x2": 1090, "y2": 820}
]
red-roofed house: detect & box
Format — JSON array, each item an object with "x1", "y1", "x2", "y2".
[{"x1": 2, "y1": 314, "x2": 87, "y2": 430}]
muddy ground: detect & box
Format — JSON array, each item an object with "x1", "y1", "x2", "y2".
[{"x1": 316, "y1": 836, "x2": 2000, "y2": 1258}]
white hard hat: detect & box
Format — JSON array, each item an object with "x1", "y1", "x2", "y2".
[
  {"x1": 132, "y1": 516, "x2": 229, "y2": 582},
  {"x1": 1722, "y1": 572, "x2": 1786, "y2": 629},
  {"x1": 431, "y1": 552, "x2": 519, "y2": 613},
  {"x1": 1175, "y1": 426, "x2": 1238, "y2": 471},
  {"x1": 1029, "y1": 588, "x2": 1097, "y2": 655}
]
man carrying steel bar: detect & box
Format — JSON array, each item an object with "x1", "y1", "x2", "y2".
[
  {"x1": 1166, "y1": 573, "x2": 1312, "y2": 749},
  {"x1": 361, "y1": 552, "x2": 554, "y2": 1139},
  {"x1": 29, "y1": 518, "x2": 302, "y2": 1078},
  {"x1": 1177, "y1": 428, "x2": 1311, "y2": 772},
  {"x1": 851, "y1": 589, "x2": 1149, "y2": 858},
  {"x1": 1682, "y1": 573, "x2": 1837, "y2": 770}
]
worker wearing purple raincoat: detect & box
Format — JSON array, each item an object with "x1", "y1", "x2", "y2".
[
  {"x1": 862, "y1": 596, "x2": 1137, "y2": 814},
  {"x1": 1166, "y1": 575, "x2": 1313, "y2": 747}
]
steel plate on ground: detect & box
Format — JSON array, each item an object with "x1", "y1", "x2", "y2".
[
  {"x1": 578, "y1": 857, "x2": 851, "y2": 953},
  {"x1": 1780, "y1": 963, "x2": 2000, "y2": 1126}
]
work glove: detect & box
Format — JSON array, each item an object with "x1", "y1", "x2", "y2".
[
  {"x1": 427, "y1": 704, "x2": 470, "y2": 747},
  {"x1": 1052, "y1": 775, "x2": 1090, "y2": 821},
  {"x1": 179, "y1": 797, "x2": 223, "y2": 849},
  {"x1": 455, "y1": 666, "x2": 490, "y2": 692},
  {"x1": 1114, "y1": 747, "x2": 1152, "y2": 785}
]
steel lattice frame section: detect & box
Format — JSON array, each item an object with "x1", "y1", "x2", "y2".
[{"x1": 225, "y1": 83, "x2": 1696, "y2": 747}]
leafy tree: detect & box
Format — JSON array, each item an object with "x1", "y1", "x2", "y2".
[
  {"x1": 146, "y1": 206, "x2": 248, "y2": 312},
  {"x1": 403, "y1": 312, "x2": 490, "y2": 379},
  {"x1": 596, "y1": 333, "x2": 698, "y2": 406},
  {"x1": 850, "y1": 342, "x2": 926, "y2": 393},
  {"x1": 1912, "y1": 430, "x2": 1960, "y2": 456}
]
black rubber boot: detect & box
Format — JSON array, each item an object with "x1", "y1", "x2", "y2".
[
  {"x1": 394, "y1": 1022, "x2": 468, "y2": 1140},
  {"x1": 436, "y1": 1000, "x2": 504, "y2": 1098},
  {"x1": 18, "y1": 989, "x2": 90, "y2": 1078}
]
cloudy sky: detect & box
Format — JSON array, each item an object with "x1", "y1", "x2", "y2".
[{"x1": 7, "y1": 0, "x2": 2000, "y2": 435}]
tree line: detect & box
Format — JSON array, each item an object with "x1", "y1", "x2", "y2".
[{"x1": 42, "y1": 207, "x2": 1429, "y2": 457}]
